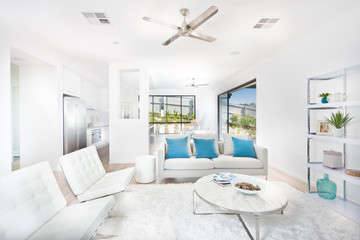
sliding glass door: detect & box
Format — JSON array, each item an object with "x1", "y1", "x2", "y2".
[{"x1": 218, "y1": 80, "x2": 256, "y2": 139}]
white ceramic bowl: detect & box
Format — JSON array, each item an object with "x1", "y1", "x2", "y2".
[{"x1": 231, "y1": 177, "x2": 265, "y2": 195}]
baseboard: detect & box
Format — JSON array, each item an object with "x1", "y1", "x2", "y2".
[{"x1": 269, "y1": 163, "x2": 308, "y2": 183}]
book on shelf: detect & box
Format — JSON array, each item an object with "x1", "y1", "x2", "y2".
[{"x1": 212, "y1": 172, "x2": 236, "y2": 187}]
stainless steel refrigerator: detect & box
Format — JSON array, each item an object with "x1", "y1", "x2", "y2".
[{"x1": 63, "y1": 96, "x2": 87, "y2": 154}]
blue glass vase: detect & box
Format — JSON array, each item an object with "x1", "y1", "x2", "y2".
[
  {"x1": 321, "y1": 97, "x2": 328, "y2": 103},
  {"x1": 317, "y1": 174, "x2": 337, "y2": 200}
]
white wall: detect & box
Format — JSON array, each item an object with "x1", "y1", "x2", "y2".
[
  {"x1": 0, "y1": 21, "x2": 104, "y2": 175},
  {"x1": 214, "y1": 5, "x2": 360, "y2": 186},
  {"x1": 19, "y1": 66, "x2": 61, "y2": 170},
  {"x1": 149, "y1": 87, "x2": 217, "y2": 131},
  {"x1": 0, "y1": 36, "x2": 12, "y2": 175},
  {"x1": 109, "y1": 63, "x2": 149, "y2": 163}
]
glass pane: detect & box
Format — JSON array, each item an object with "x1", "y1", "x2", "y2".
[
  {"x1": 149, "y1": 96, "x2": 153, "y2": 123},
  {"x1": 166, "y1": 96, "x2": 181, "y2": 122},
  {"x1": 153, "y1": 96, "x2": 165, "y2": 122},
  {"x1": 218, "y1": 93, "x2": 228, "y2": 139},
  {"x1": 182, "y1": 96, "x2": 195, "y2": 122},
  {"x1": 228, "y1": 85, "x2": 256, "y2": 139}
]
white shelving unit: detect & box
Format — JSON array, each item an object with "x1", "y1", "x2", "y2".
[{"x1": 307, "y1": 64, "x2": 360, "y2": 224}]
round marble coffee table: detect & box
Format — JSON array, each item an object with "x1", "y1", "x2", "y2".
[{"x1": 193, "y1": 174, "x2": 288, "y2": 240}]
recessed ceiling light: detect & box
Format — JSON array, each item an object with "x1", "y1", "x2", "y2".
[
  {"x1": 240, "y1": 43, "x2": 245, "y2": 48},
  {"x1": 113, "y1": 41, "x2": 119, "y2": 45},
  {"x1": 230, "y1": 51, "x2": 240, "y2": 55}
]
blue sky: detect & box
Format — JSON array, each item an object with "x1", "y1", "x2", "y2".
[{"x1": 229, "y1": 88, "x2": 256, "y2": 105}]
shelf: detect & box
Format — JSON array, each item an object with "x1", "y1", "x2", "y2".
[
  {"x1": 306, "y1": 192, "x2": 360, "y2": 224},
  {"x1": 307, "y1": 134, "x2": 360, "y2": 145},
  {"x1": 307, "y1": 163, "x2": 360, "y2": 186},
  {"x1": 307, "y1": 101, "x2": 360, "y2": 109}
]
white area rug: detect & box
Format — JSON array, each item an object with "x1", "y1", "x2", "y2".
[{"x1": 95, "y1": 182, "x2": 359, "y2": 240}]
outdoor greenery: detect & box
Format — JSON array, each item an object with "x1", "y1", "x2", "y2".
[
  {"x1": 229, "y1": 113, "x2": 256, "y2": 137},
  {"x1": 149, "y1": 110, "x2": 195, "y2": 123},
  {"x1": 325, "y1": 111, "x2": 353, "y2": 129}
]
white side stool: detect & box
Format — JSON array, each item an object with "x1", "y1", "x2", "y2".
[{"x1": 135, "y1": 155, "x2": 156, "y2": 183}]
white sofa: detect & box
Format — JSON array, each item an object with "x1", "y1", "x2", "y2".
[
  {"x1": 59, "y1": 145, "x2": 135, "y2": 202},
  {"x1": 0, "y1": 161, "x2": 115, "y2": 240},
  {"x1": 157, "y1": 141, "x2": 268, "y2": 182}
]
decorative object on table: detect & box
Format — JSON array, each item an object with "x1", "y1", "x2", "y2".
[
  {"x1": 316, "y1": 120, "x2": 332, "y2": 136},
  {"x1": 322, "y1": 150, "x2": 343, "y2": 169},
  {"x1": 329, "y1": 92, "x2": 343, "y2": 102},
  {"x1": 191, "y1": 119, "x2": 200, "y2": 126},
  {"x1": 120, "y1": 102, "x2": 132, "y2": 119},
  {"x1": 212, "y1": 172, "x2": 236, "y2": 187},
  {"x1": 319, "y1": 92, "x2": 330, "y2": 103},
  {"x1": 316, "y1": 173, "x2": 337, "y2": 200},
  {"x1": 230, "y1": 176, "x2": 264, "y2": 195},
  {"x1": 345, "y1": 169, "x2": 360, "y2": 177},
  {"x1": 325, "y1": 111, "x2": 354, "y2": 137}
]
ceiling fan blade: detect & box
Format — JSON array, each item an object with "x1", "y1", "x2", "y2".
[
  {"x1": 162, "y1": 33, "x2": 181, "y2": 46},
  {"x1": 187, "y1": 6, "x2": 218, "y2": 30},
  {"x1": 189, "y1": 31, "x2": 216, "y2": 42},
  {"x1": 143, "y1": 16, "x2": 180, "y2": 30}
]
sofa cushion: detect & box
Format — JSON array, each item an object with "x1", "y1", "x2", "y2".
[
  {"x1": 193, "y1": 138, "x2": 218, "y2": 158},
  {"x1": 213, "y1": 155, "x2": 263, "y2": 169},
  {"x1": 192, "y1": 134, "x2": 220, "y2": 156},
  {"x1": 232, "y1": 137, "x2": 257, "y2": 158},
  {"x1": 0, "y1": 162, "x2": 66, "y2": 240},
  {"x1": 165, "y1": 134, "x2": 192, "y2": 158},
  {"x1": 28, "y1": 196, "x2": 115, "y2": 240},
  {"x1": 166, "y1": 137, "x2": 190, "y2": 159},
  {"x1": 59, "y1": 146, "x2": 106, "y2": 195},
  {"x1": 164, "y1": 157, "x2": 214, "y2": 170},
  {"x1": 223, "y1": 133, "x2": 248, "y2": 155},
  {"x1": 77, "y1": 167, "x2": 135, "y2": 202}
]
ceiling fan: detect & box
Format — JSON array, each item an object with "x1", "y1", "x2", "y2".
[
  {"x1": 179, "y1": 78, "x2": 210, "y2": 88},
  {"x1": 143, "y1": 6, "x2": 218, "y2": 46}
]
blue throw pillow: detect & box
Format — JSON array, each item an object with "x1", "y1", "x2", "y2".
[
  {"x1": 232, "y1": 137, "x2": 257, "y2": 158},
  {"x1": 193, "y1": 138, "x2": 218, "y2": 158},
  {"x1": 166, "y1": 137, "x2": 190, "y2": 159}
]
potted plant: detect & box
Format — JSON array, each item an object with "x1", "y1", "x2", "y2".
[
  {"x1": 319, "y1": 93, "x2": 330, "y2": 103},
  {"x1": 325, "y1": 111, "x2": 353, "y2": 137}
]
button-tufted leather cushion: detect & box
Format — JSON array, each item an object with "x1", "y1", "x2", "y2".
[
  {"x1": 0, "y1": 161, "x2": 66, "y2": 240},
  {"x1": 59, "y1": 146, "x2": 106, "y2": 195}
]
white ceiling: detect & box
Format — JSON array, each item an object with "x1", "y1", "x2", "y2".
[{"x1": 1, "y1": 0, "x2": 358, "y2": 88}]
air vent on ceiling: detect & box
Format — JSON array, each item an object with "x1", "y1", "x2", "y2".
[
  {"x1": 82, "y1": 12, "x2": 111, "y2": 25},
  {"x1": 253, "y1": 18, "x2": 279, "y2": 29}
]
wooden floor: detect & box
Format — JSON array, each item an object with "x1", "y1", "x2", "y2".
[{"x1": 54, "y1": 145, "x2": 310, "y2": 205}]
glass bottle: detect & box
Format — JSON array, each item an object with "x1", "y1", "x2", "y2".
[{"x1": 316, "y1": 174, "x2": 337, "y2": 200}]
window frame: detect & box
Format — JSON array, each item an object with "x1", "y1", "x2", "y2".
[
  {"x1": 217, "y1": 79, "x2": 256, "y2": 138},
  {"x1": 149, "y1": 95, "x2": 196, "y2": 133}
]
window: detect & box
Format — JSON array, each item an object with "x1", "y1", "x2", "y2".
[
  {"x1": 218, "y1": 80, "x2": 256, "y2": 139},
  {"x1": 149, "y1": 95, "x2": 196, "y2": 134}
]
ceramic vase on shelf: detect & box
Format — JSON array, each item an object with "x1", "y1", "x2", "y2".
[
  {"x1": 321, "y1": 97, "x2": 328, "y2": 103},
  {"x1": 316, "y1": 174, "x2": 337, "y2": 200},
  {"x1": 332, "y1": 128, "x2": 343, "y2": 137}
]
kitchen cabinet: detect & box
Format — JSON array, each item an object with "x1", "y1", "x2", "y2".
[{"x1": 63, "y1": 68, "x2": 81, "y2": 97}]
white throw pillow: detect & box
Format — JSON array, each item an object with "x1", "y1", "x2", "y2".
[
  {"x1": 165, "y1": 134, "x2": 192, "y2": 158},
  {"x1": 223, "y1": 133, "x2": 248, "y2": 155},
  {"x1": 192, "y1": 134, "x2": 220, "y2": 157}
]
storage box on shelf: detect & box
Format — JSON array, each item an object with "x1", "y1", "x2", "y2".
[{"x1": 306, "y1": 64, "x2": 360, "y2": 224}]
